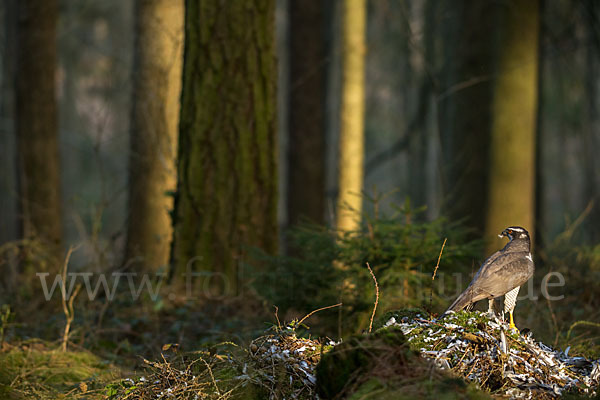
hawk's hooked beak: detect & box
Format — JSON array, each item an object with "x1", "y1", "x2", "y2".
[{"x1": 499, "y1": 229, "x2": 512, "y2": 239}]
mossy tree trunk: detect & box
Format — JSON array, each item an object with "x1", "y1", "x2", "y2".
[
  {"x1": 485, "y1": 0, "x2": 539, "y2": 248},
  {"x1": 286, "y1": 0, "x2": 327, "y2": 229},
  {"x1": 15, "y1": 0, "x2": 62, "y2": 264},
  {"x1": 172, "y1": 0, "x2": 278, "y2": 295},
  {"x1": 336, "y1": 0, "x2": 366, "y2": 233},
  {"x1": 125, "y1": 0, "x2": 184, "y2": 272}
]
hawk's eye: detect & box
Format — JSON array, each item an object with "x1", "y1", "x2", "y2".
[{"x1": 508, "y1": 230, "x2": 513, "y2": 235}]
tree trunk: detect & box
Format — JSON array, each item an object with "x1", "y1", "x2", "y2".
[
  {"x1": 407, "y1": 0, "x2": 435, "y2": 210},
  {"x1": 286, "y1": 0, "x2": 326, "y2": 229},
  {"x1": 172, "y1": 0, "x2": 278, "y2": 295},
  {"x1": 125, "y1": 0, "x2": 183, "y2": 272},
  {"x1": 583, "y1": 0, "x2": 600, "y2": 243},
  {"x1": 485, "y1": 0, "x2": 539, "y2": 248},
  {"x1": 0, "y1": 0, "x2": 18, "y2": 245},
  {"x1": 437, "y1": 1, "x2": 496, "y2": 236},
  {"x1": 336, "y1": 0, "x2": 366, "y2": 233},
  {"x1": 15, "y1": 0, "x2": 62, "y2": 264}
]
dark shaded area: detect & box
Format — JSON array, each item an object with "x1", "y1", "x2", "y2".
[{"x1": 286, "y1": 0, "x2": 328, "y2": 230}]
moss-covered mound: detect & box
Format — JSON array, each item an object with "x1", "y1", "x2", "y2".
[
  {"x1": 316, "y1": 326, "x2": 489, "y2": 399},
  {"x1": 384, "y1": 309, "x2": 600, "y2": 399}
]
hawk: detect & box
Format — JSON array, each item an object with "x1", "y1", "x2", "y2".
[{"x1": 443, "y1": 226, "x2": 534, "y2": 330}]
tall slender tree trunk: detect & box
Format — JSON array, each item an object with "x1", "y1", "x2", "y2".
[
  {"x1": 172, "y1": 0, "x2": 278, "y2": 295},
  {"x1": 438, "y1": 1, "x2": 496, "y2": 236},
  {"x1": 15, "y1": 0, "x2": 62, "y2": 264},
  {"x1": 125, "y1": 0, "x2": 184, "y2": 272},
  {"x1": 407, "y1": 0, "x2": 435, "y2": 210},
  {"x1": 0, "y1": 0, "x2": 18, "y2": 245},
  {"x1": 286, "y1": 0, "x2": 326, "y2": 230},
  {"x1": 485, "y1": 0, "x2": 540, "y2": 248},
  {"x1": 583, "y1": 0, "x2": 600, "y2": 242},
  {"x1": 336, "y1": 0, "x2": 366, "y2": 233}
]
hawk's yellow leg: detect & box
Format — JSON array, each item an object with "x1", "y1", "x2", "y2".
[{"x1": 509, "y1": 311, "x2": 517, "y2": 330}]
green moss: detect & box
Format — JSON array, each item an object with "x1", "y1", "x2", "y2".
[
  {"x1": 347, "y1": 379, "x2": 387, "y2": 399},
  {"x1": 316, "y1": 327, "x2": 409, "y2": 398},
  {"x1": 0, "y1": 342, "x2": 120, "y2": 399},
  {"x1": 562, "y1": 388, "x2": 600, "y2": 399},
  {"x1": 381, "y1": 310, "x2": 508, "y2": 354},
  {"x1": 328, "y1": 368, "x2": 491, "y2": 400},
  {"x1": 445, "y1": 310, "x2": 490, "y2": 328},
  {"x1": 315, "y1": 326, "x2": 468, "y2": 399},
  {"x1": 439, "y1": 377, "x2": 491, "y2": 399}
]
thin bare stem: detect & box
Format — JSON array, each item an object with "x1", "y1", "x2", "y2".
[
  {"x1": 430, "y1": 238, "x2": 447, "y2": 313},
  {"x1": 546, "y1": 296, "x2": 560, "y2": 347},
  {"x1": 60, "y1": 245, "x2": 81, "y2": 352},
  {"x1": 432, "y1": 238, "x2": 447, "y2": 282},
  {"x1": 296, "y1": 303, "x2": 342, "y2": 328},
  {"x1": 366, "y1": 262, "x2": 379, "y2": 333},
  {"x1": 557, "y1": 199, "x2": 594, "y2": 242},
  {"x1": 566, "y1": 320, "x2": 600, "y2": 342},
  {"x1": 62, "y1": 284, "x2": 81, "y2": 352},
  {"x1": 273, "y1": 306, "x2": 281, "y2": 330},
  {"x1": 60, "y1": 246, "x2": 77, "y2": 303}
]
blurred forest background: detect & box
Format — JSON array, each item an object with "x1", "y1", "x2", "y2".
[{"x1": 1, "y1": 0, "x2": 600, "y2": 392}]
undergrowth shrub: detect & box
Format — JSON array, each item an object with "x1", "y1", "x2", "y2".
[
  {"x1": 249, "y1": 197, "x2": 483, "y2": 336},
  {"x1": 526, "y1": 226, "x2": 600, "y2": 354}
]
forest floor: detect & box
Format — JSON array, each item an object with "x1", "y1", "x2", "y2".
[
  {"x1": 2, "y1": 233, "x2": 600, "y2": 398},
  {"x1": 1, "y1": 303, "x2": 599, "y2": 399}
]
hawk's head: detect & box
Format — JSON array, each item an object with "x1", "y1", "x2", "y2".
[{"x1": 499, "y1": 226, "x2": 529, "y2": 241}]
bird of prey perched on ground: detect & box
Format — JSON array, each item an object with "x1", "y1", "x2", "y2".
[{"x1": 443, "y1": 226, "x2": 534, "y2": 330}]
